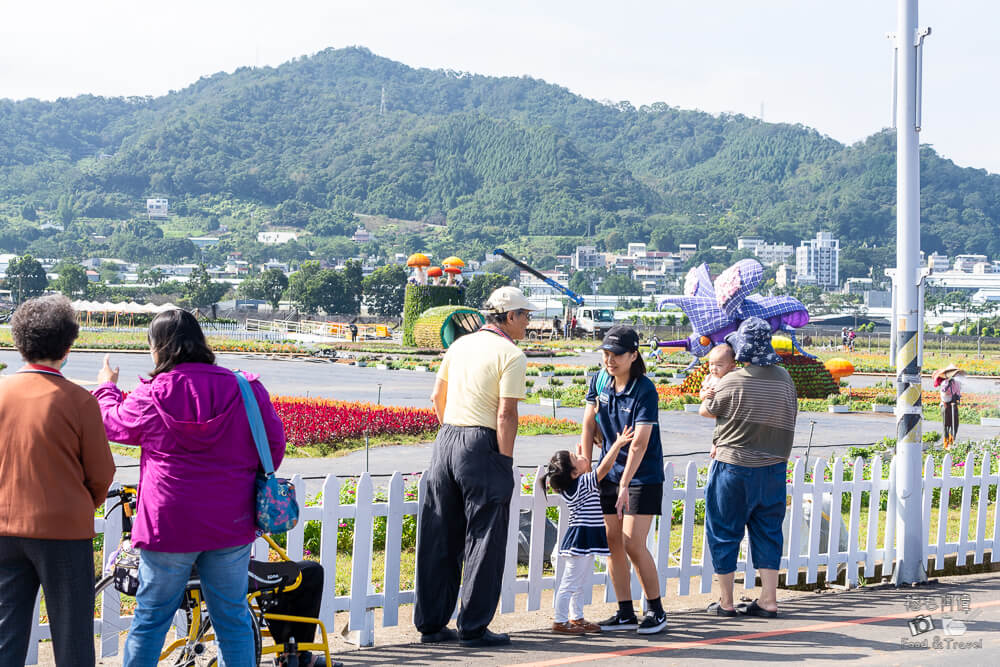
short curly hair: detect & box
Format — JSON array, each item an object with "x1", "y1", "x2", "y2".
[{"x1": 11, "y1": 294, "x2": 80, "y2": 362}]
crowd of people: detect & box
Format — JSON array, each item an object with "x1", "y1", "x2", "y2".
[
  {"x1": 416, "y1": 287, "x2": 798, "y2": 644},
  {"x1": 0, "y1": 287, "x2": 798, "y2": 664}
]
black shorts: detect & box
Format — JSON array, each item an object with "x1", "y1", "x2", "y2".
[{"x1": 599, "y1": 479, "x2": 663, "y2": 516}]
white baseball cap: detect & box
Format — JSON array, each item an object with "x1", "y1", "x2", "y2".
[{"x1": 484, "y1": 286, "x2": 541, "y2": 313}]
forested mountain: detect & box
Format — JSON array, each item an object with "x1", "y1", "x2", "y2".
[{"x1": 1, "y1": 45, "x2": 999, "y2": 267}]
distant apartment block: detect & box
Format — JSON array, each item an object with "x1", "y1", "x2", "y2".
[
  {"x1": 796, "y1": 231, "x2": 839, "y2": 289},
  {"x1": 257, "y1": 231, "x2": 300, "y2": 245},
  {"x1": 572, "y1": 246, "x2": 604, "y2": 271},
  {"x1": 519, "y1": 270, "x2": 569, "y2": 297},
  {"x1": 627, "y1": 243, "x2": 647, "y2": 257},
  {"x1": 147, "y1": 198, "x2": 168, "y2": 219},
  {"x1": 954, "y1": 254, "x2": 989, "y2": 272},
  {"x1": 775, "y1": 264, "x2": 795, "y2": 289},
  {"x1": 926, "y1": 251, "x2": 949, "y2": 272},
  {"x1": 677, "y1": 244, "x2": 697, "y2": 262}
]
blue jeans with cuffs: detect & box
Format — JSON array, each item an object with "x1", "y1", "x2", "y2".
[{"x1": 705, "y1": 460, "x2": 787, "y2": 574}]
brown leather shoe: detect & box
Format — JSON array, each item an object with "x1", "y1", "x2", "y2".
[
  {"x1": 571, "y1": 618, "x2": 602, "y2": 633},
  {"x1": 552, "y1": 621, "x2": 588, "y2": 635}
]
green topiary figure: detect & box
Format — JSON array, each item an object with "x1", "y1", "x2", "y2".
[{"x1": 402, "y1": 285, "x2": 462, "y2": 346}]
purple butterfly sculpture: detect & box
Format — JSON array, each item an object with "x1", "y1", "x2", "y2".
[{"x1": 653, "y1": 259, "x2": 812, "y2": 367}]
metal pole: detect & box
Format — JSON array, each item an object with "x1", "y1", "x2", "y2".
[
  {"x1": 891, "y1": 0, "x2": 929, "y2": 586},
  {"x1": 803, "y1": 420, "x2": 817, "y2": 471}
]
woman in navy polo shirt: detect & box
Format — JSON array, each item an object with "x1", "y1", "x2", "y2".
[{"x1": 580, "y1": 326, "x2": 667, "y2": 634}]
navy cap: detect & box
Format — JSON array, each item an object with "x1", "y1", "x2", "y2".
[{"x1": 598, "y1": 326, "x2": 639, "y2": 355}]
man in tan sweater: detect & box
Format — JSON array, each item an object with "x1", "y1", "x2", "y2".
[{"x1": 0, "y1": 295, "x2": 115, "y2": 667}]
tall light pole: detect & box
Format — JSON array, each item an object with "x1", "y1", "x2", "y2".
[{"x1": 891, "y1": 0, "x2": 930, "y2": 585}]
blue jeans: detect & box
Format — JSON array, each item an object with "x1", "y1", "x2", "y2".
[
  {"x1": 123, "y1": 543, "x2": 254, "y2": 667},
  {"x1": 705, "y1": 461, "x2": 787, "y2": 574}
]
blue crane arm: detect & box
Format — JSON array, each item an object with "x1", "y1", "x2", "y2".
[{"x1": 492, "y1": 248, "x2": 585, "y2": 306}]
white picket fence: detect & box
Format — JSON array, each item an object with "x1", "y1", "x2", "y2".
[{"x1": 24, "y1": 453, "x2": 1000, "y2": 663}]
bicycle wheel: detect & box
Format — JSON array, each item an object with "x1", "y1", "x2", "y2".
[
  {"x1": 161, "y1": 599, "x2": 262, "y2": 667},
  {"x1": 94, "y1": 574, "x2": 114, "y2": 597}
]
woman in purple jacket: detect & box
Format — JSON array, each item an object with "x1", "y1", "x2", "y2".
[{"x1": 95, "y1": 309, "x2": 285, "y2": 667}]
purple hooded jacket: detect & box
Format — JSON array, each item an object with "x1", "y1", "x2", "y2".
[{"x1": 94, "y1": 363, "x2": 285, "y2": 552}]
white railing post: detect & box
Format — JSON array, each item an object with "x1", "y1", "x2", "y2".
[
  {"x1": 527, "y1": 466, "x2": 548, "y2": 611},
  {"x1": 500, "y1": 467, "x2": 521, "y2": 613},
  {"x1": 846, "y1": 458, "x2": 865, "y2": 587},
  {"x1": 956, "y1": 451, "x2": 976, "y2": 568},
  {"x1": 318, "y1": 474, "x2": 343, "y2": 629},
  {"x1": 864, "y1": 455, "x2": 886, "y2": 578},
  {"x1": 974, "y1": 451, "x2": 992, "y2": 565},
  {"x1": 805, "y1": 458, "x2": 828, "y2": 585},
  {"x1": 677, "y1": 461, "x2": 698, "y2": 596},
  {"x1": 100, "y1": 492, "x2": 125, "y2": 657},
  {"x1": 825, "y1": 458, "x2": 845, "y2": 586},
  {"x1": 934, "y1": 454, "x2": 952, "y2": 572},
  {"x1": 381, "y1": 473, "x2": 405, "y2": 626},
  {"x1": 348, "y1": 473, "x2": 374, "y2": 646},
  {"x1": 785, "y1": 458, "x2": 806, "y2": 586},
  {"x1": 286, "y1": 474, "x2": 306, "y2": 560}
]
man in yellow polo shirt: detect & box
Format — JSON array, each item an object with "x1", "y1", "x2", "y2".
[{"x1": 414, "y1": 286, "x2": 539, "y2": 648}]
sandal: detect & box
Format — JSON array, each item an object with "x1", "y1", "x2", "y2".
[
  {"x1": 736, "y1": 600, "x2": 778, "y2": 618},
  {"x1": 706, "y1": 601, "x2": 738, "y2": 617}
]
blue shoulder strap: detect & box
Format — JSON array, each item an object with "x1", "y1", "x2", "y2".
[{"x1": 234, "y1": 370, "x2": 274, "y2": 478}]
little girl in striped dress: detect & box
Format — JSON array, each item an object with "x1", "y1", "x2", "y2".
[{"x1": 542, "y1": 425, "x2": 634, "y2": 634}]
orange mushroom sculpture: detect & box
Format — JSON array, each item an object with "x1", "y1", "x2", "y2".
[
  {"x1": 426, "y1": 266, "x2": 443, "y2": 286},
  {"x1": 441, "y1": 256, "x2": 465, "y2": 286},
  {"x1": 406, "y1": 253, "x2": 431, "y2": 285},
  {"x1": 824, "y1": 357, "x2": 855, "y2": 382}
]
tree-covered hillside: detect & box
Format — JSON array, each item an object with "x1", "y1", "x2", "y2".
[{"x1": 1, "y1": 45, "x2": 999, "y2": 265}]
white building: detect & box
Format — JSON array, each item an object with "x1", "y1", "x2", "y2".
[
  {"x1": 795, "y1": 231, "x2": 840, "y2": 289},
  {"x1": 926, "y1": 252, "x2": 950, "y2": 272},
  {"x1": 626, "y1": 243, "x2": 647, "y2": 258},
  {"x1": 519, "y1": 270, "x2": 569, "y2": 297},
  {"x1": 257, "y1": 231, "x2": 300, "y2": 245},
  {"x1": 572, "y1": 246, "x2": 604, "y2": 271},
  {"x1": 146, "y1": 198, "x2": 168, "y2": 219},
  {"x1": 737, "y1": 237, "x2": 793, "y2": 265},
  {"x1": 954, "y1": 254, "x2": 989, "y2": 272},
  {"x1": 677, "y1": 244, "x2": 698, "y2": 261}
]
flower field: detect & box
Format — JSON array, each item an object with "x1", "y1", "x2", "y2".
[
  {"x1": 675, "y1": 354, "x2": 838, "y2": 399},
  {"x1": 273, "y1": 398, "x2": 441, "y2": 448},
  {"x1": 0, "y1": 328, "x2": 307, "y2": 354},
  {"x1": 271, "y1": 397, "x2": 582, "y2": 452}
]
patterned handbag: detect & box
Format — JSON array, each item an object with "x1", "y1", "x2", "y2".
[{"x1": 234, "y1": 370, "x2": 299, "y2": 533}]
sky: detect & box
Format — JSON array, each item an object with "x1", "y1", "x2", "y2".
[{"x1": 1, "y1": 1, "x2": 997, "y2": 174}]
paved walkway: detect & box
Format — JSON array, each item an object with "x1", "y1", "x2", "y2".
[{"x1": 333, "y1": 571, "x2": 1000, "y2": 666}]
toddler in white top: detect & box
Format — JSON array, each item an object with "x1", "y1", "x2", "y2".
[{"x1": 699, "y1": 343, "x2": 738, "y2": 401}]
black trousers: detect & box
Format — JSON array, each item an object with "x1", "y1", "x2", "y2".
[
  {"x1": 266, "y1": 560, "x2": 324, "y2": 646},
  {"x1": 414, "y1": 425, "x2": 515, "y2": 639},
  {"x1": 0, "y1": 536, "x2": 95, "y2": 667},
  {"x1": 942, "y1": 400, "x2": 960, "y2": 441}
]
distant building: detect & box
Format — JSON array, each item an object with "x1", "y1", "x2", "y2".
[
  {"x1": 352, "y1": 226, "x2": 371, "y2": 243},
  {"x1": 775, "y1": 264, "x2": 795, "y2": 289},
  {"x1": 737, "y1": 237, "x2": 792, "y2": 265},
  {"x1": 973, "y1": 262, "x2": 994, "y2": 274},
  {"x1": 519, "y1": 270, "x2": 569, "y2": 297},
  {"x1": 795, "y1": 231, "x2": 839, "y2": 289},
  {"x1": 954, "y1": 254, "x2": 988, "y2": 272},
  {"x1": 843, "y1": 277, "x2": 874, "y2": 295},
  {"x1": 188, "y1": 237, "x2": 220, "y2": 249},
  {"x1": 925, "y1": 251, "x2": 949, "y2": 273},
  {"x1": 626, "y1": 243, "x2": 647, "y2": 258},
  {"x1": 257, "y1": 231, "x2": 300, "y2": 245},
  {"x1": 147, "y1": 198, "x2": 168, "y2": 219},
  {"x1": 677, "y1": 244, "x2": 698, "y2": 262},
  {"x1": 572, "y1": 246, "x2": 604, "y2": 271}
]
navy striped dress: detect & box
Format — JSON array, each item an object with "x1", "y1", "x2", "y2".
[{"x1": 559, "y1": 471, "x2": 609, "y2": 556}]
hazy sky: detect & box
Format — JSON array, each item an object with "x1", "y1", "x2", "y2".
[{"x1": 2, "y1": 1, "x2": 997, "y2": 173}]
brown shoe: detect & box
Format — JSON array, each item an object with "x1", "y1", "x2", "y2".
[
  {"x1": 570, "y1": 618, "x2": 601, "y2": 633},
  {"x1": 552, "y1": 621, "x2": 588, "y2": 635}
]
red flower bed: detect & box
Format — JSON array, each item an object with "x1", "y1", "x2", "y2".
[{"x1": 272, "y1": 397, "x2": 440, "y2": 447}]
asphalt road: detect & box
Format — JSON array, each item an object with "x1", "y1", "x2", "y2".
[{"x1": 8, "y1": 350, "x2": 993, "y2": 496}]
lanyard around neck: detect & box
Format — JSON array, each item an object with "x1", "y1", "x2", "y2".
[{"x1": 480, "y1": 325, "x2": 515, "y2": 345}]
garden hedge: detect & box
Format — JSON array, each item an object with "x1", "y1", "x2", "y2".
[{"x1": 402, "y1": 285, "x2": 461, "y2": 346}]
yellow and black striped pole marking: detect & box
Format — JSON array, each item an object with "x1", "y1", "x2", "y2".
[{"x1": 895, "y1": 329, "x2": 922, "y2": 445}]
